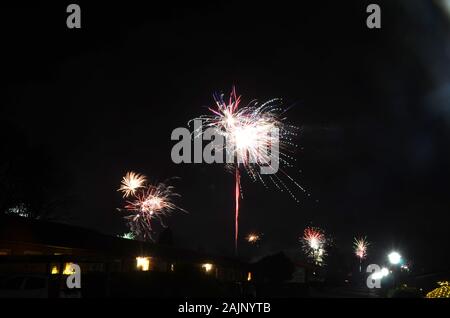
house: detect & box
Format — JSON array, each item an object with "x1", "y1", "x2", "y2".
[{"x1": 0, "y1": 215, "x2": 249, "y2": 284}]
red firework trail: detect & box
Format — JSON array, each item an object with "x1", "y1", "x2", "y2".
[{"x1": 235, "y1": 168, "x2": 240, "y2": 255}]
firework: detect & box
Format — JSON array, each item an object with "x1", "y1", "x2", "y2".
[
  {"x1": 118, "y1": 232, "x2": 135, "y2": 240},
  {"x1": 301, "y1": 227, "x2": 327, "y2": 266},
  {"x1": 353, "y1": 236, "x2": 369, "y2": 272},
  {"x1": 192, "y1": 88, "x2": 303, "y2": 254},
  {"x1": 354, "y1": 236, "x2": 369, "y2": 260},
  {"x1": 246, "y1": 232, "x2": 262, "y2": 244},
  {"x1": 196, "y1": 88, "x2": 300, "y2": 178},
  {"x1": 118, "y1": 171, "x2": 147, "y2": 198},
  {"x1": 117, "y1": 172, "x2": 185, "y2": 240}
]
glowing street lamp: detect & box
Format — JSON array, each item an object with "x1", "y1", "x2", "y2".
[{"x1": 388, "y1": 251, "x2": 402, "y2": 265}]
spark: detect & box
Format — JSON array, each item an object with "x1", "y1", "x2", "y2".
[{"x1": 118, "y1": 171, "x2": 147, "y2": 198}]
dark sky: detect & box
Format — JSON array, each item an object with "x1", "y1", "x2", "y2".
[{"x1": 1, "y1": 1, "x2": 450, "y2": 271}]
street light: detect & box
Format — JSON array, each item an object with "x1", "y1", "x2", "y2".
[
  {"x1": 388, "y1": 251, "x2": 402, "y2": 265},
  {"x1": 388, "y1": 251, "x2": 402, "y2": 288}
]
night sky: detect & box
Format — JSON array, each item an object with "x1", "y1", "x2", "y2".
[{"x1": 1, "y1": 1, "x2": 450, "y2": 272}]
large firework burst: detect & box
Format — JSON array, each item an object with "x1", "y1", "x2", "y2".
[
  {"x1": 192, "y1": 87, "x2": 304, "y2": 254},
  {"x1": 301, "y1": 227, "x2": 327, "y2": 266},
  {"x1": 117, "y1": 171, "x2": 185, "y2": 240}
]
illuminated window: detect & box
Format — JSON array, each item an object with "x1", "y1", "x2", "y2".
[
  {"x1": 136, "y1": 257, "x2": 151, "y2": 271},
  {"x1": 51, "y1": 265, "x2": 59, "y2": 275},
  {"x1": 63, "y1": 263, "x2": 76, "y2": 275},
  {"x1": 202, "y1": 263, "x2": 213, "y2": 273}
]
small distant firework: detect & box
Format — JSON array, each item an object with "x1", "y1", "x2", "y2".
[
  {"x1": 353, "y1": 236, "x2": 369, "y2": 272},
  {"x1": 303, "y1": 227, "x2": 325, "y2": 250},
  {"x1": 118, "y1": 232, "x2": 135, "y2": 240},
  {"x1": 246, "y1": 233, "x2": 262, "y2": 245},
  {"x1": 301, "y1": 227, "x2": 327, "y2": 266},
  {"x1": 354, "y1": 236, "x2": 369, "y2": 260},
  {"x1": 118, "y1": 172, "x2": 147, "y2": 198},
  {"x1": 117, "y1": 172, "x2": 185, "y2": 240},
  {"x1": 192, "y1": 87, "x2": 304, "y2": 254}
]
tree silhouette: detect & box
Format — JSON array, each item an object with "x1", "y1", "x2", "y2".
[{"x1": 0, "y1": 120, "x2": 69, "y2": 220}]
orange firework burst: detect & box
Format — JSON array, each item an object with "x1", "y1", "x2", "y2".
[
  {"x1": 118, "y1": 171, "x2": 147, "y2": 198},
  {"x1": 246, "y1": 233, "x2": 262, "y2": 244}
]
